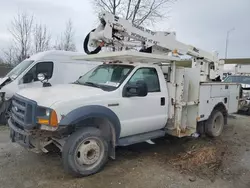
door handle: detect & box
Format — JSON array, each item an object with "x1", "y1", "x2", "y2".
[{"x1": 161, "y1": 97, "x2": 165, "y2": 106}]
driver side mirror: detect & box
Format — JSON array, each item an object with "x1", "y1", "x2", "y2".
[{"x1": 123, "y1": 80, "x2": 148, "y2": 97}]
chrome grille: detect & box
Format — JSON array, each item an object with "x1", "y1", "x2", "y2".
[{"x1": 11, "y1": 95, "x2": 37, "y2": 130}]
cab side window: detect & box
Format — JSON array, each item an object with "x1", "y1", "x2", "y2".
[
  {"x1": 23, "y1": 62, "x2": 54, "y2": 83},
  {"x1": 128, "y1": 68, "x2": 160, "y2": 92}
]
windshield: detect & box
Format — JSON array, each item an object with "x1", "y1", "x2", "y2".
[
  {"x1": 6, "y1": 60, "x2": 34, "y2": 79},
  {"x1": 224, "y1": 75, "x2": 250, "y2": 85},
  {"x1": 75, "y1": 64, "x2": 134, "y2": 91}
]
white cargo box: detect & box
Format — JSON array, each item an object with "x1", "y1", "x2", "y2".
[{"x1": 199, "y1": 83, "x2": 240, "y2": 121}]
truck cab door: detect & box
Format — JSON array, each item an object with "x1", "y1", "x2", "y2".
[
  {"x1": 119, "y1": 67, "x2": 168, "y2": 138},
  {"x1": 19, "y1": 61, "x2": 54, "y2": 89}
]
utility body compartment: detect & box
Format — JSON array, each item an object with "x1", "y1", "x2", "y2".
[
  {"x1": 199, "y1": 83, "x2": 240, "y2": 121},
  {"x1": 165, "y1": 65, "x2": 240, "y2": 137}
]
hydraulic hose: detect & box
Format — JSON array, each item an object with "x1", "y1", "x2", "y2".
[{"x1": 83, "y1": 29, "x2": 103, "y2": 54}]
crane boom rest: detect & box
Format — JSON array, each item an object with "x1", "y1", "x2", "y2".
[{"x1": 83, "y1": 12, "x2": 224, "y2": 82}]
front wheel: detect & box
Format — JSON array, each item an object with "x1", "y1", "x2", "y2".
[
  {"x1": 205, "y1": 110, "x2": 225, "y2": 137},
  {"x1": 62, "y1": 127, "x2": 109, "y2": 177},
  {"x1": 0, "y1": 100, "x2": 11, "y2": 125},
  {"x1": 0, "y1": 109, "x2": 9, "y2": 125}
]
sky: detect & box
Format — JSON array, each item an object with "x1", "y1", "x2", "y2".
[{"x1": 0, "y1": 0, "x2": 249, "y2": 68}]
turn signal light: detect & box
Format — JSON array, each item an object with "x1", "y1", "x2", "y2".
[
  {"x1": 50, "y1": 110, "x2": 58, "y2": 127},
  {"x1": 37, "y1": 110, "x2": 58, "y2": 127},
  {"x1": 38, "y1": 119, "x2": 49, "y2": 124}
]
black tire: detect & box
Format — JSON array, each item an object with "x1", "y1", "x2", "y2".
[
  {"x1": 0, "y1": 112, "x2": 7, "y2": 125},
  {"x1": 205, "y1": 110, "x2": 225, "y2": 137},
  {"x1": 62, "y1": 127, "x2": 109, "y2": 177},
  {"x1": 0, "y1": 101, "x2": 11, "y2": 126}
]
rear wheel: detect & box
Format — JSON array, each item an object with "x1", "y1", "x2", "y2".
[
  {"x1": 62, "y1": 127, "x2": 109, "y2": 177},
  {"x1": 205, "y1": 110, "x2": 225, "y2": 137}
]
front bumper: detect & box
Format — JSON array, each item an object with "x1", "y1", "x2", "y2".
[
  {"x1": 8, "y1": 118, "x2": 34, "y2": 149},
  {"x1": 8, "y1": 118, "x2": 63, "y2": 153}
]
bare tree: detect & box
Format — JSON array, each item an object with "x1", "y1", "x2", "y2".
[
  {"x1": 54, "y1": 19, "x2": 76, "y2": 51},
  {"x1": 2, "y1": 46, "x2": 18, "y2": 65},
  {"x1": 33, "y1": 23, "x2": 51, "y2": 53},
  {"x1": 92, "y1": 0, "x2": 174, "y2": 26},
  {"x1": 8, "y1": 11, "x2": 34, "y2": 63}
]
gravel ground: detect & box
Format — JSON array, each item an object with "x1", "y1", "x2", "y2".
[{"x1": 0, "y1": 115, "x2": 250, "y2": 188}]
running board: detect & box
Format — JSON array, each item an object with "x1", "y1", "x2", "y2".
[{"x1": 117, "y1": 130, "x2": 165, "y2": 146}]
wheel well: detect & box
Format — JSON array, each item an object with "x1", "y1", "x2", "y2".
[
  {"x1": 212, "y1": 102, "x2": 228, "y2": 125},
  {"x1": 74, "y1": 117, "x2": 116, "y2": 141},
  {"x1": 73, "y1": 117, "x2": 117, "y2": 158}
]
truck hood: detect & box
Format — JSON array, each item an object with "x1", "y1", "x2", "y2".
[
  {"x1": 16, "y1": 84, "x2": 107, "y2": 107},
  {"x1": 0, "y1": 77, "x2": 7, "y2": 85}
]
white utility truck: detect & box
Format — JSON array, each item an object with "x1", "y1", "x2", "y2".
[
  {"x1": 0, "y1": 50, "x2": 101, "y2": 124},
  {"x1": 8, "y1": 12, "x2": 240, "y2": 177}
]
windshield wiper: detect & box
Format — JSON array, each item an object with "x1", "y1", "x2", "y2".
[
  {"x1": 83, "y1": 82, "x2": 102, "y2": 89},
  {"x1": 72, "y1": 80, "x2": 80, "y2": 84}
]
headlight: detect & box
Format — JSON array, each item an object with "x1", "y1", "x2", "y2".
[
  {"x1": 37, "y1": 106, "x2": 58, "y2": 127},
  {"x1": 45, "y1": 109, "x2": 50, "y2": 116}
]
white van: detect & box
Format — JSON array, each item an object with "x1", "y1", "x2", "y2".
[{"x1": 0, "y1": 50, "x2": 102, "y2": 124}]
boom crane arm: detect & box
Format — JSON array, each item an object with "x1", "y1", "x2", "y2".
[{"x1": 83, "y1": 11, "x2": 224, "y2": 81}]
